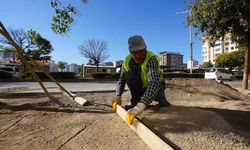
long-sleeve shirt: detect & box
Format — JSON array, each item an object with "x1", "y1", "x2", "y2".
[{"x1": 116, "y1": 56, "x2": 161, "y2": 105}]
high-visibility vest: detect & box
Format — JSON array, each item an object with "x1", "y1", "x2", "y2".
[{"x1": 123, "y1": 50, "x2": 164, "y2": 87}]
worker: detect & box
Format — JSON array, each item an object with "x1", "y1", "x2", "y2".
[{"x1": 112, "y1": 35, "x2": 170, "y2": 125}]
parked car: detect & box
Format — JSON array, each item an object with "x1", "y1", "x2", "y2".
[
  {"x1": 0, "y1": 66, "x2": 20, "y2": 77},
  {"x1": 205, "y1": 68, "x2": 233, "y2": 81}
]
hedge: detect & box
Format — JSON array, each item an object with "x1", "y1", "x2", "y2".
[
  {"x1": 92, "y1": 72, "x2": 120, "y2": 79},
  {"x1": 0, "y1": 70, "x2": 13, "y2": 79},
  {"x1": 33, "y1": 72, "x2": 76, "y2": 79},
  {"x1": 91, "y1": 72, "x2": 204, "y2": 79}
]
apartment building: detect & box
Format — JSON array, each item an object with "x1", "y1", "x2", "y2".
[
  {"x1": 159, "y1": 51, "x2": 183, "y2": 69},
  {"x1": 202, "y1": 34, "x2": 238, "y2": 64}
]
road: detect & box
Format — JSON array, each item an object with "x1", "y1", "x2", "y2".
[
  {"x1": 0, "y1": 81, "x2": 122, "y2": 93},
  {"x1": 0, "y1": 80, "x2": 247, "y2": 94}
]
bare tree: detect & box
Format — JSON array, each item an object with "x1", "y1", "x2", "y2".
[
  {"x1": 0, "y1": 27, "x2": 28, "y2": 49},
  {"x1": 78, "y1": 38, "x2": 109, "y2": 72},
  {"x1": 0, "y1": 27, "x2": 29, "y2": 63}
]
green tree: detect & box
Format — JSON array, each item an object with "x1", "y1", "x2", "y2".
[
  {"x1": 188, "y1": 0, "x2": 250, "y2": 89},
  {"x1": 0, "y1": 27, "x2": 30, "y2": 77},
  {"x1": 78, "y1": 38, "x2": 109, "y2": 72},
  {"x1": 26, "y1": 29, "x2": 54, "y2": 61},
  {"x1": 57, "y1": 61, "x2": 66, "y2": 72},
  {"x1": 86, "y1": 59, "x2": 94, "y2": 65},
  {"x1": 229, "y1": 50, "x2": 245, "y2": 67},
  {"x1": 215, "y1": 53, "x2": 231, "y2": 68},
  {"x1": 50, "y1": 0, "x2": 88, "y2": 35},
  {"x1": 215, "y1": 50, "x2": 244, "y2": 68},
  {"x1": 202, "y1": 61, "x2": 213, "y2": 69}
]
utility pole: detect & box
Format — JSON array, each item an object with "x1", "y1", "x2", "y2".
[{"x1": 177, "y1": 10, "x2": 193, "y2": 74}]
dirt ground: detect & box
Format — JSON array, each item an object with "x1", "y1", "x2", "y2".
[{"x1": 0, "y1": 78, "x2": 250, "y2": 150}]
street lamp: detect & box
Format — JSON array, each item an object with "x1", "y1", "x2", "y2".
[{"x1": 176, "y1": 10, "x2": 193, "y2": 74}]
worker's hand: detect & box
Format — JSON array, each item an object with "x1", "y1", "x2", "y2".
[
  {"x1": 126, "y1": 102, "x2": 146, "y2": 125},
  {"x1": 112, "y1": 96, "x2": 122, "y2": 111}
]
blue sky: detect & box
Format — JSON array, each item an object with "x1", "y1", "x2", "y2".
[{"x1": 0, "y1": 0, "x2": 202, "y2": 65}]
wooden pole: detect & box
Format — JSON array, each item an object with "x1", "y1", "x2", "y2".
[
  {"x1": 0, "y1": 21, "x2": 87, "y2": 105},
  {"x1": 0, "y1": 23, "x2": 55, "y2": 101},
  {"x1": 0, "y1": 21, "x2": 73, "y2": 98}
]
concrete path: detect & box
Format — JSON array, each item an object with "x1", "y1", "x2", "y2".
[{"x1": 0, "y1": 81, "x2": 125, "y2": 93}]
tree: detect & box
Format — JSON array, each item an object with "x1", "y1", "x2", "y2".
[
  {"x1": 215, "y1": 50, "x2": 244, "y2": 68},
  {"x1": 78, "y1": 38, "x2": 109, "y2": 72},
  {"x1": 0, "y1": 27, "x2": 29, "y2": 62},
  {"x1": 0, "y1": 27, "x2": 28, "y2": 49},
  {"x1": 188, "y1": 0, "x2": 250, "y2": 89},
  {"x1": 0, "y1": 27, "x2": 54, "y2": 77},
  {"x1": 26, "y1": 29, "x2": 54, "y2": 61},
  {"x1": 57, "y1": 61, "x2": 66, "y2": 72},
  {"x1": 86, "y1": 59, "x2": 94, "y2": 65},
  {"x1": 202, "y1": 61, "x2": 213, "y2": 69},
  {"x1": 50, "y1": 0, "x2": 88, "y2": 35},
  {"x1": 215, "y1": 53, "x2": 230, "y2": 68}
]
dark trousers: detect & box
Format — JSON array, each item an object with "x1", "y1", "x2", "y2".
[{"x1": 125, "y1": 68, "x2": 168, "y2": 106}]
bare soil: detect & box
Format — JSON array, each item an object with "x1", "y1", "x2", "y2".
[{"x1": 0, "y1": 78, "x2": 250, "y2": 150}]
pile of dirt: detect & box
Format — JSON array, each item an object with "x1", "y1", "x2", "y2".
[{"x1": 165, "y1": 78, "x2": 250, "y2": 110}]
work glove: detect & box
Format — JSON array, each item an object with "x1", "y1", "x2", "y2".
[
  {"x1": 126, "y1": 102, "x2": 146, "y2": 125},
  {"x1": 112, "y1": 96, "x2": 122, "y2": 111}
]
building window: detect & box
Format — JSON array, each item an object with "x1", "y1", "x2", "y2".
[
  {"x1": 231, "y1": 47, "x2": 234, "y2": 50},
  {"x1": 215, "y1": 48, "x2": 220, "y2": 52},
  {"x1": 215, "y1": 43, "x2": 220, "y2": 47}
]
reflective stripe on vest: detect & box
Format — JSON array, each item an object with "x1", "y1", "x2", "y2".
[{"x1": 123, "y1": 51, "x2": 164, "y2": 87}]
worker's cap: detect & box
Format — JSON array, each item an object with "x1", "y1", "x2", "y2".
[{"x1": 128, "y1": 35, "x2": 146, "y2": 52}]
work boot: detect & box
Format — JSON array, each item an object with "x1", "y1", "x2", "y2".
[
  {"x1": 158, "y1": 99, "x2": 170, "y2": 107},
  {"x1": 124, "y1": 105, "x2": 135, "y2": 111},
  {"x1": 124, "y1": 101, "x2": 137, "y2": 111}
]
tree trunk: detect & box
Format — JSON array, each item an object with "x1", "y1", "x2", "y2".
[
  {"x1": 242, "y1": 40, "x2": 250, "y2": 89},
  {"x1": 96, "y1": 64, "x2": 99, "y2": 73}
]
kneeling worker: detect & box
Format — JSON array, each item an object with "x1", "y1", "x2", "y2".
[{"x1": 112, "y1": 35, "x2": 170, "y2": 125}]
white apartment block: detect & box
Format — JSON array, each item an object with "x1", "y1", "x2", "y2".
[{"x1": 202, "y1": 34, "x2": 238, "y2": 64}]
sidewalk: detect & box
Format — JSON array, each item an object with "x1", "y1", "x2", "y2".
[
  {"x1": 225, "y1": 81, "x2": 250, "y2": 96},
  {"x1": 0, "y1": 81, "x2": 123, "y2": 93}
]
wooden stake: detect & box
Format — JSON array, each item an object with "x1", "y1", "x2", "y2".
[
  {"x1": 116, "y1": 105, "x2": 176, "y2": 150},
  {"x1": 0, "y1": 21, "x2": 86, "y2": 105}
]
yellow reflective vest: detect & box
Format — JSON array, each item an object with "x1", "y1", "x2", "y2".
[{"x1": 123, "y1": 51, "x2": 164, "y2": 88}]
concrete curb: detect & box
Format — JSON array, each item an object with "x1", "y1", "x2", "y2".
[{"x1": 0, "y1": 90, "x2": 128, "y2": 96}]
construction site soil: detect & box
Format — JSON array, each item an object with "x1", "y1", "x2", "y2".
[{"x1": 0, "y1": 78, "x2": 250, "y2": 150}]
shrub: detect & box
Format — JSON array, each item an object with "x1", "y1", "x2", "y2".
[
  {"x1": 0, "y1": 70, "x2": 13, "y2": 79},
  {"x1": 92, "y1": 72, "x2": 120, "y2": 79},
  {"x1": 35, "y1": 72, "x2": 76, "y2": 79},
  {"x1": 92, "y1": 73, "x2": 112, "y2": 79},
  {"x1": 112, "y1": 73, "x2": 121, "y2": 79}
]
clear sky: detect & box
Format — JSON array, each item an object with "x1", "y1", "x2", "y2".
[{"x1": 0, "y1": 0, "x2": 202, "y2": 65}]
